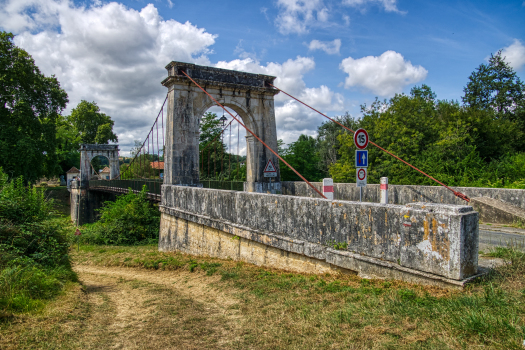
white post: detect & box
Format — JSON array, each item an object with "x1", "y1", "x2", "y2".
[
  {"x1": 322, "y1": 178, "x2": 334, "y2": 200},
  {"x1": 380, "y1": 177, "x2": 388, "y2": 204}
]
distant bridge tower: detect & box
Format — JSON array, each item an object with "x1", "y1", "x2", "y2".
[
  {"x1": 161, "y1": 61, "x2": 281, "y2": 193},
  {"x1": 71, "y1": 144, "x2": 120, "y2": 225},
  {"x1": 79, "y1": 144, "x2": 120, "y2": 184}
]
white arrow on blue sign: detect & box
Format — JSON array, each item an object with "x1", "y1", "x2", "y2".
[{"x1": 355, "y1": 150, "x2": 368, "y2": 167}]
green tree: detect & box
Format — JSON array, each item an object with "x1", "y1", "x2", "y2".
[
  {"x1": 280, "y1": 134, "x2": 324, "y2": 182},
  {"x1": 68, "y1": 100, "x2": 117, "y2": 144},
  {"x1": 463, "y1": 51, "x2": 525, "y2": 152},
  {"x1": 317, "y1": 113, "x2": 359, "y2": 175},
  {"x1": 329, "y1": 85, "x2": 489, "y2": 185},
  {"x1": 463, "y1": 51, "x2": 525, "y2": 116},
  {"x1": 55, "y1": 115, "x2": 81, "y2": 174},
  {"x1": 0, "y1": 32, "x2": 69, "y2": 182},
  {"x1": 199, "y1": 112, "x2": 227, "y2": 179}
]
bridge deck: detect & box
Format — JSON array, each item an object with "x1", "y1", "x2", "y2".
[{"x1": 88, "y1": 179, "x2": 245, "y2": 202}]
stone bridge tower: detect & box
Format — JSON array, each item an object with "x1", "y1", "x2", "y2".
[
  {"x1": 71, "y1": 144, "x2": 120, "y2": 226},
  {"x1": 161, "y1": 61, "x2": 281, "y2": 193},
  {"x1": 79, "y1": 144, "x2": 120, "y2": 185}
]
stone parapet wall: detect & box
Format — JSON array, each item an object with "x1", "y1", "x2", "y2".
[
  {"x1": 160, "y1": 185, "x2": 479, "y2": 281},
  {"x1": 281, "y1": 182, "x2": 525, "y2": 210}
]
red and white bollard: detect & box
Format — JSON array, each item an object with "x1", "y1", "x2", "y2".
[
  {"x1": 380, "y1": 177, "x2": 388, "y2": 204},
  {"x1": 323, "y1": 178, "x2": 334, "y2": 200}
]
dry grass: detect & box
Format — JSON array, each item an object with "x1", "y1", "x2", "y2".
[
  {"x1": 2, "y1": 244, "x2": 525, "y2": 349},
  {"x1": 1, "y1": 268, "x2": 240, "y2": 349}
]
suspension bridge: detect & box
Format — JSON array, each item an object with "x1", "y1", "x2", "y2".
[
  {"x1": 81, "y1": 61, "x2": 471, "y2": 205},
  {"x1": 70, "y1": 61, "x2": 484, "y2": 288}
]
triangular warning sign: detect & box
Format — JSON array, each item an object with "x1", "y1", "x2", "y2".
[{"x1": 264, "y1": 159, "x2": 277, "y2": 172}]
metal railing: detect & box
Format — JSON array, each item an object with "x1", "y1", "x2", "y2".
[
  {"x1": 200, "y1": 180, "x2": 244, "y2": 191},
  {"x1": 89, "y1": 179, "x2": 245, "y2": 198},
  {"x1": 90, "y1": 179, "x2": 163, "y2": 195}
]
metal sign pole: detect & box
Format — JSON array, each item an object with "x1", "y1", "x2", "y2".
[{"x1": 360, "y1": 187, "x2": 362, "y2": 202}]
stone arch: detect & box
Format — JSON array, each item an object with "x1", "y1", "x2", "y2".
[
  {"x1": 161, "y1": 61, "x2": 280, "y2": 192},
  {"x1": 195, "y1": 97, "x2": 258, "y2": 136},
  {"x1": 79, "y1": 144, "x2": 120, "y2": 184}
]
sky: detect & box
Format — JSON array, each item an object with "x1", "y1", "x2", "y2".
[{"x1": 1, "y1": 0, "x2": 524, "y2": 156}]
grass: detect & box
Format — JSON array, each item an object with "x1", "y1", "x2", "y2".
[
  {"x1": 66, "y1": 244, "x2": 525, "y2": 349},
  {"x1": 2, "y1": 241, "x2": 525, "y2": 349}
]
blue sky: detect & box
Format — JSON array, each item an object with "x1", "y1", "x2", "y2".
[{"x1": 1, "y1": 0, "x2": 524, "y2": 155}]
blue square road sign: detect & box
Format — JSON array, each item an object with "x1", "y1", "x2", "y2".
[{"x1": 355, "y1": 150, "x2": 368, "y2": 167}]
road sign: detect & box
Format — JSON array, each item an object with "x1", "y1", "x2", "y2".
[
  {"x1": 354, "y1": 128, "x2": 369, "y2": 149},
  {"x1": 263, "y1": 159, "x2": 277, "y2": 177},
  {"x1": 74, "y1": 228, "x2": 81, "y2": 236},
  {"x1": 355, "y1": 150, "x2": 368, "y2": 167},
  {"x1": 356, "y1": 167, "x2": 367, "y2": 187}
]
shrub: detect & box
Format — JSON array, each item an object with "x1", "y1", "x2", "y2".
[
  {"x1": 0, "y1": 171, "x2": 52, "y2": 225},
  {"x1": 0, "y1": 169, "x2": 69, "y2": 268},
  {"x1": 0, "y1": 168, "x2": 75, "y2": 314},
  {"x1": 78, "y1": 186, "x2": 160, "y2": 245}
]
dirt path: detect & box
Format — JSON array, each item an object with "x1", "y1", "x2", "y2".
[{"x1": 72, "y1": 265, "x2": 244, "y2": 349}]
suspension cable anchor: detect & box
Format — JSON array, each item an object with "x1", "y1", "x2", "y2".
[{"x1": 454, "y1": 191, "x2": 470, "y2": 202}]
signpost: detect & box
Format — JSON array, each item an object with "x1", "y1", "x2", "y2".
[
  {"x1": 353, "y1": 128, "x2": 369, "y2": 150},
  {"x1": 355, "y1": 150, "x2": 368, "y2": 167},
  {"x1": 356, "y1": 168, "x2": 367, "y2": 187},
  {"x1": 354, "y1": 129, "x2": 369, "y2": 202},
  {"x1": 263, "y1": 159, "x2": 277, "y2": 177}
]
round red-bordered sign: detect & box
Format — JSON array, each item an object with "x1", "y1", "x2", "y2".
[
  {"x1": 354, "y1": 128, "x2": 369, "y2": 149},
  {"x1": 357, "y1": 168, "x2": 367, "y2": 181}
]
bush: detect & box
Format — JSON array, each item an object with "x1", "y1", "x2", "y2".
[
  {"x1": 0, "y1": 220, "x2": 71, "y2": 268},
  {"x1": 0, "y1": 171, "x2": 52, "y2": 225},
  {"x1": 0, "y1": 168, "x2": 75, "y2": 314},
  {"x1": 78, "y1": 186, "x2": 160, "y2": 245}
]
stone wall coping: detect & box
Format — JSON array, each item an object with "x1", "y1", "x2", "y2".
[
  {"x1": 283, "y1": 181, "x2": 525, "y2": 193},
  {"x1": 79, "y1": 144, "x2": 119, "y2": 151},
  {"x1": 162, "y1": 61, "x2": 279, "y2": 94},
  {"x1": 162, "y1": 184, "x2": 474, "y2": 214}
]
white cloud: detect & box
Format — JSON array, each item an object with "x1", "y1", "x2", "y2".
[
  {"x1": 340, "y1": 50, "x2": 427, "y2": 96},
  {"x1": 1, "y1": 0, "x2": 345, "y2": 151},
  {"x1": 342, "y1": 14, "x2": 350, "y2": 26},
  {"x1": 308, "y1": 39, "x2": 341, "y2": 54},
  {"x1": 1, "y1": 0, "x2": 217, "y2": 154},
  {"x1": 501, "y1": 39, "x2": 525, "y2": 71},
  {"x1": 275, "y1": 0, "x2": 329, "y2": 34},
  {"x1": 216, "y1": 56, "x2": 345, "y2": 144},
  {"x1": 343, "y1": 0, "x2": 403, "y2": 13}
]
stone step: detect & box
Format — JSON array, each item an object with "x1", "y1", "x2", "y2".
[{"x1": 471, "y1": 197, "x2": 525, "y2": 225}]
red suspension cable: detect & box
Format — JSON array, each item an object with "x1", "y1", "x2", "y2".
[
  {"x1": 181, "y1": 70, "x2": 327, "y2": 199},
  {"x1": 115, "y1": 95, "x2": 168, "y2": 180},
  {"x1": 268, "y1": 83, "x2": 470, "y2": 202}
]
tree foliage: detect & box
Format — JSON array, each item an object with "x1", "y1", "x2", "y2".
[
  {"x1": 68, "y1": 100, "x2": 118, "y2": 145},
  {"x1": 199, "y1": 112, "x2": 232, "y2": 180},
  {"x1": 328, "y1": 80, "x2": 525, "y2": 187},
  {"x1": 463, "y1": 51, "x2": 525, "y2": 116},
  {"x1": 280, "y1": 135, "x2": 324, "y2": 182},
  {"x1": 0, "y1": 32, "x2": 68, "y2": 182}
]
